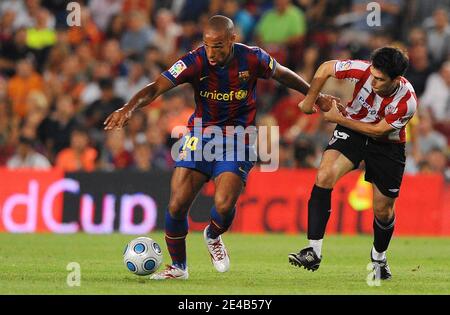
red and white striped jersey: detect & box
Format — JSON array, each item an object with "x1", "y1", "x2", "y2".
[{"x1": 334, "y1": 60, "x2": 417, "y2": 143}]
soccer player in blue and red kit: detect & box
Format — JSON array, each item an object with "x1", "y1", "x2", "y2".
[{"x1": 104, "y1": 15, "x2": 336, "y2": 279}]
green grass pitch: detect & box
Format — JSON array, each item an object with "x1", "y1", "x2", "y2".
[{"x1": 0, "y1": 232, "x2": 449, "y2": 294}]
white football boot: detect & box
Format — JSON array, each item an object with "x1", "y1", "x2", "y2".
[
  {"x1": 203, "y1": 225, "x2": 230, "y2": 272},
  {"x1": 150, "y1": 265, "x2": 189, "y2": 280}
]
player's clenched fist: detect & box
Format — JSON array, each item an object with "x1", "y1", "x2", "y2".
[{"x1": 103, "y1": 107, "x2": 133, "y2": 130}]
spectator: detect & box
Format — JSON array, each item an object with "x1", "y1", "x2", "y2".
[
  {"x1": 131, "y1": 142, "x2": 153, "y2": 171},
  {"x1": 80, "y1": 61, "x2": 113, "y2": 106},
  {"x1": 0, "y1": 98, "x2": 20, "y2": 165},
  {"x1": 101, "y1": 39, "x2": 127, "y2": 77},
  {"x1": 145, "y1": 125, "x2": 172, "y2": 170},
  {"x1": 424, "y1": 7, "x2": 450, "y2": 66},
  {"x1": 0, "y1": 28, "x2": 33, "y2": 77},
  {"x1": 221, "y1": 0, "x2": 255, "y2": 43},
  {"x1": 55, "y1": 127, "x2": 98, "y2": 172},
  {"x1": 120, "y1": 11, "x2": 155, "y2": 58},
  {"x1": 416, "y1": 110, "x2": 447, "y2": 156},
  {"x1": 420, "y1": 61, "x2": 450, "y2": 124},
  {"x1": 176, "y1": 0, "x2": 209, "y2": 22},
  {"x1": 105, "y1": 13, "x2": 126, "y2": 40},
  {"x1": 152, "y1": 9, "x2": 182, "y2": 59},
  {"x1": 25, "y1": 7, "x2": 56, "y2": 70},
  {"x1": 0, "y1": 0, "x2": 25, "y2": 18},
  {"x1": 124, "y1": 110, "x2": 147, "y2": 152},
  {"x1": 255, "y1": 0, "x2": 306, "y2": 47},
  {"x1": 115, "y1": 60, "x2": 148, "y2": 101},
  {"x1": 0, "y1": 10, "x2": 16, "y2": 42},
  {"x1": 100, "y1": 129, "x2": 133, "y2": 170},
  {"x1": 13, "y1": 0, "x2": 55, "y2": 30},
  {"x1": 297, "y1": 45, "x2": 322, "y2": 82},
  {"x1": 67, "y1": 5, "x2": 102, "y2": 47},
  {"x1": 25, "y1": 8, "x2": 56, "y2": 50},
  {"x1": 89, "y1": 0, "x2": 123, "y2": 32},
  {"x1": 142, "y1": 45, "x2": 165, "y2": 81},
  {"x1": 423, "y1": 148, "x2": 450, "y2": 181},
  {"x1": 405, "y1": 42, "x2": 435, "y2": 96},
  {"x1": 83, "y1": 78, "x2": 124, "y2": 133},
  {"x1": 38, "y1": 95, "x2": 79, "y2": 159},
  {"x1": 7, "y1": 58, "x2": 44, "y2": 118},
  {"x1": 7, "y1": 135, "x2": 51, "y2": 169}
]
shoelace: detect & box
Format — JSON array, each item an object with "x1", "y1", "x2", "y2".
[
  {"x1": 161, "y1": 264, "x2": 176, "y2": 274},
  {"x1": 209, "y1": 240, "x2": 225, "y2": 260}
]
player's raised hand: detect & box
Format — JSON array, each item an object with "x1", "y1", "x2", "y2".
[
  {"x1": 323, "y1": 100, "x2": 345, "y2": 123},
  {"x1": 103, "y1": 107, "x2": 133, "y2": 130}
]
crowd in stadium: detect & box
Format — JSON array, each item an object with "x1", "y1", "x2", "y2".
[{"x1": 0, "y1": 0, "x2": 448, "y2": 180}]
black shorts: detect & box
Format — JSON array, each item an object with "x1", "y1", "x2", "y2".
[{"x1": 326, "y1": 125, "x2": 406, "y2": 198}]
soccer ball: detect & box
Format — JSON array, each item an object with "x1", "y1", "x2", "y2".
[{"x1": 123, "y1": 237, "x2": 163, "y2": 276}]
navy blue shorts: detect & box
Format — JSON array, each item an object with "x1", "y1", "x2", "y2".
[{"x1": 174, "y1": 132, "x2": 256, "y2": 184}]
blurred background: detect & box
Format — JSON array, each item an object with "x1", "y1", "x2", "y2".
[
  {"x1": 0, "y1": 0, "x2": 448, "y2": 179},
  {"x1": 0, "y1": 0, "x2": 450, "y2": 180}
]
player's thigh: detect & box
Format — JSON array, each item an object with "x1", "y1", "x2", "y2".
[
  {"x1": 316, "y1": 149, "x2": 356, "y2": 188},
  {"x1": 372, "y1": 183, "x2": 396, "y2": 221},
  {"x1": 364, "y1": 140, "x2": 405, "y2": 200},
  {"x1": 169, "y1": 167, "x2": 209, "y2": 213},
  {"x1": 214, "y1": 172, "x2": 244, "y2": 212}
]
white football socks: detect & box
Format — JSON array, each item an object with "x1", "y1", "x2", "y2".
[
  {"x1": 371, "y1": 246, "x2": 386, "y2": 261},
  {"x1": 309, "y1": 239, "x2": 323, "y2": 257}
]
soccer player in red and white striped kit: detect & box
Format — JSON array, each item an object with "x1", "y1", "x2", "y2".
[{"x1": 289, "y1": 47, "x2": 417, "y2": 280}]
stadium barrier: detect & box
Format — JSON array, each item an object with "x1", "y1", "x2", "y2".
[{"x1": 0, "y1": 168, "x2": 448, "y2": 235}]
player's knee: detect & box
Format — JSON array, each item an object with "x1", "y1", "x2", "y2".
[
  {"x1": 315, "y1": 168, "x2": 337, "y2": 188},
  {"x1": 214, "y1": 194, "x2": 235, "y2": 215},
  {"x1": 167, "y1": 197, "x2": 189, "y2": 219},
  {"x1": 373, "y1": 205, "x2": 394, "y2": 223}
]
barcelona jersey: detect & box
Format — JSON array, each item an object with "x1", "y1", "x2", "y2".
[{"x1": 162, "y1": 43, "x2": 277, "y2": 131}]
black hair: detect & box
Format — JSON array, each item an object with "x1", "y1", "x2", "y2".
[
  {"x1": 207, "y1": 15, "x2": 235, "y2": 36},
  {"x1": 98, "y1": 78, "x2": 114, "y2": 90},
  {"x1": 370, "y1": 47, "x2": 409, "y2": 79}
]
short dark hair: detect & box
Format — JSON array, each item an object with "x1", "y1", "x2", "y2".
[
  {"x1": 207, "y1": 15, "x2": 235, "y2": 36},
  {"x1": 19, "y1": 135, "x2": 34, "y2": 146},
  {"x1": 370, "y1": 47, "x2": 409, "y2": 79},
  {"x1": 99, "y1": 78, "x2": 114, "y2": 90}
]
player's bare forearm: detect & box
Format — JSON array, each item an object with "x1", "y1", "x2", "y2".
[
  {"x1": 104, "y1": 75, "x2": 173, "y2": 130},
  {"x1": 123, "y1": 75, "x2": 173, "y2": 112},
  {"x1": 273, "y1": 64, "x2": 311, "y2": 96},
  {"x1": 124, "y1": 83, "x2": 158, "y2": 112},
  {"x1": 331, "y1": 113, "x2": 394, "y2": 138},
  {"x1": 301, "y1": 61, "x2": 336, "y2": 111}
]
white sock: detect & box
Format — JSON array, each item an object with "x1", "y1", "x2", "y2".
[
  {"x1": 371, "y1": 247, "x2": 386, "y2": 261},
  {"x1": 309, "y1": 239, "x2": 323, "y2": 257}
]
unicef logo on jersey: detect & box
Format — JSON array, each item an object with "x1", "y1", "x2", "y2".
[
  {"x1": 235, "y1": 90, "x2": 248, "y2": 100},
  {"x1": 199, "y1": 89, "x2": 248, "y2": 102}
]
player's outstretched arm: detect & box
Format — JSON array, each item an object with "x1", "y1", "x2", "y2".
[
  {"x1": 104, "y1": 75, "x2": 174, "y2": 130},
  {"x1": 272, "y1": 63, "x2": 340, "y2": 114},
  {"x1": 298, "y1": 60, "x2": 338, "y2": 114}
]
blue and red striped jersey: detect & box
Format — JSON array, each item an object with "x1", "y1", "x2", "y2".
[{"x1": 162, "y1": 43, "x2": 277, "y2": 131}]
